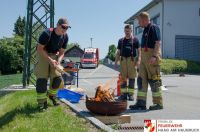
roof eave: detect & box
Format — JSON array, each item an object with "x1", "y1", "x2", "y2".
[
  {"x1": 124, "y1": 0, "x2": 162, "y2": 24},
  {"x1": 65, "y1": 45, "x2": 84, "y2": 54}
]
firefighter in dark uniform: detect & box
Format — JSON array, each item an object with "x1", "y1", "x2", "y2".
[
  {"x1": 34, "y1": 18, "x2": 70, "y2": 111},
  {"x1": 129, "y1": 12, "x2": 163, "y2": 110},
  {"x1": 115, "y1": 25, "x2": 140, "y2": 101}
]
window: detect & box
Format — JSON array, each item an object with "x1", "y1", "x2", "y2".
[
  {"x1": 151, "y1": 15, "x2": 160, "y2": 25},
  {"x1": 199, "y1": 8, "x2": 200, "y2": 16},
  {"x1": 83, "y1": 53, "x2": 94, "y2": 59},
  {"x1": 135, "y1": 26, "x2": 143, "y2": 35}
]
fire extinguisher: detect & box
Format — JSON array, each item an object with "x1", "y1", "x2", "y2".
[{"x1": 117, "y1": 74, "x2": 121, "y2": 96}]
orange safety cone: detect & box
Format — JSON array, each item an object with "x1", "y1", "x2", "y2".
[{"x1": 117, "y1": 74, "x2": 121, "y2": 96}]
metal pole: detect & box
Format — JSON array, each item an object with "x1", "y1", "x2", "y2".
[
  {"x1": 27, "y1": 0, "x2": 34, "y2": 85},
  {"x1": 50, "y1": 0, "x2": 54, "y2": 28},
  {"x1": 23, "y1": 0, "x2": 31, "y2": 88},
  {"x1": 90, "y1": 38, "x2": 93, "y2": 47},
  {"x1": 45, "y1": 11, "x2": 47, "y2": 27}
]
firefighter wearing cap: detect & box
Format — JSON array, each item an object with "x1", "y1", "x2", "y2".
[
  {"x1": 34, "y1": 18, "x2": 70, "y2": 111},
  {"x1": 115, "y1": 25, "x2": 140, "y2": 101},
  {"x1": 129, "y1": 12, "x2": 163, "y2": 110}
]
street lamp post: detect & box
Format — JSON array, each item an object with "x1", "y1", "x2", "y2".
[{"x1": 90, "y1": 37, "x2": 93, "y2": 48}]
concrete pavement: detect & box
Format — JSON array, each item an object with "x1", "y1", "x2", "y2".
[{"x1": 73, "y1": 64, "x2": 200, "y2": 128}]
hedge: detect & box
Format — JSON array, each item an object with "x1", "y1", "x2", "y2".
[{"x1": 161, "y1": 59, "x2": 200, "y2": 74}]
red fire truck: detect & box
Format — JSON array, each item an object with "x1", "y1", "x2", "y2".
[{"x1": 81, "y1": 48, "x2": 99, "y2": 68}]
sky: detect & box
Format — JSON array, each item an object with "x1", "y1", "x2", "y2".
[{"x1": 0, "y1": 0, "x2": 152, "y2": 59}]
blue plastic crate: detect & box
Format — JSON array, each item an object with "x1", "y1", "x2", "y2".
[{"x1": 57, "y1": 89, "x2": 84, "y2": 103}]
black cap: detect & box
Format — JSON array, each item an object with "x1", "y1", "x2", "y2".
[{"x1": 57, "y1": 18, "x2": 71, "y2": 28}]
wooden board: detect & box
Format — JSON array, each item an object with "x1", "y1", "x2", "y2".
[{"x1": 95, "y1": 114, "x2": 131, "y2": 125}]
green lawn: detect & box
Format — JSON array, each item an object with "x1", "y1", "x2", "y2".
[
  {"x1": 0, "y1": 74, "x2": 22, "y2": 89},
  {"x1": 0, "y1": 90, "x2": 99, "y2": 132}
]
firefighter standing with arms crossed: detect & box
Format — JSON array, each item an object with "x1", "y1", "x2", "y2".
[
  {"x1": 129, "y1": 12, "x2": 163, "y2": 110},
  {"x1": 115, "y1": 25, "x2": 140, "y2": 101},
  {"x1": 34, "y1": 18, "x2": 70, "y2": 111}
]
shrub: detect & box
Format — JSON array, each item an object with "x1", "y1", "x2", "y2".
[{"x1": 161, "y1": 59, "x2": 200, "y2": 74}]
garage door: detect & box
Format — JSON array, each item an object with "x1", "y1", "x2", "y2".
[{"x1": 175, "y1": 35, "x2": 200, "y2": 62}]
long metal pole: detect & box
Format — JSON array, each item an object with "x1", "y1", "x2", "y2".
[
  {"x1": 90, "y1": 38, "x2": 93, "y2": 47},
  {"x1": 23, "y1": 0, "x2": 31, "y2": 88},
  {"x1": 50, "y1": 0, "x2": 54, "y2": 28},
  {"x1": 27, "y1": 0, "x2": 34, "y2": 85}
]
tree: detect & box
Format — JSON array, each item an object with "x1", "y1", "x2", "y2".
[
  {"x1": 0, "y1": 36, "x2": 24, "y2": 74},
  {"x1": 13, "y1": 16, "x2": 25, "y2": 37},
  {"x1": 0, "y1": 16, "x2": 48, "y2": 74},
  {"x1": 107, "y1": 44, "x2": 117, "y2": 61}
]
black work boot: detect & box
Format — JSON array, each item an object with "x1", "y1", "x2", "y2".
[
  {"x1": 38, "y1": 104, "x2": 44, "y2": 112},
  {"x1": 149, "y1": 104, "x2": 163, "y2": 110},
  {"x1": 38, "y1": 101, "x2": 48, "y2": 112},
  {"x1": 43, "y1": 101, "x2": 48, "y2": 109},
  {"x1": 128, "y1": 78, "x2": 135, "y2": 101},
  {"x1": 128, "y1": 93, "x2": 134, "y2": 101},
  {"x1": 49, "y1": 96, "x2": 60, "y2": 106},
  {"x1": 129, "y1": 104, "x2": 147, "y2": 110},
  {"x1": 118, "y1": 93, "x2": 128, "y2": 100},
  {"x1": 129, "y1": 100, "x2": 147, "y2": 110}
]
